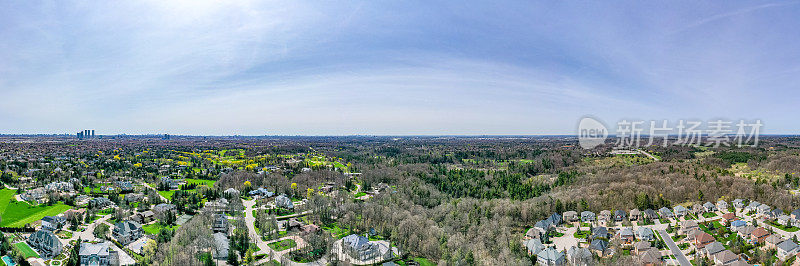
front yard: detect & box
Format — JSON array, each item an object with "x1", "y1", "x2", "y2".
[
  {"x1": 267, "y1": 239, "x2": 297, "y2": 251},
  {"x1": 766, "y1": 220, "x2": 800, "y2": 232}
]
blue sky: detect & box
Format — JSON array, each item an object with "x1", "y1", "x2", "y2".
[{"x1": 2, "y1": 1, "x2": 800, "y2": 135}]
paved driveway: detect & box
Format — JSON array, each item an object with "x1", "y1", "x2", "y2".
[{"x1": 657, "y1": 229, "x2": 690, "y2": 266}]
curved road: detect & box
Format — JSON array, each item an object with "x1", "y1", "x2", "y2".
[{"x1": 656, "y1": 229, "x2": 690, "y2": 266}]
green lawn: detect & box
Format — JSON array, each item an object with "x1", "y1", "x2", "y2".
[
  {"x1": 267, "y1": 239, "x2": 297, "y2": 251},
  {"x1": 322, "y1": 223, "x2": 352, "y2": 239},
  {"x1": 766, "y1": 220, "x2": 800, "y2": 232},
  {"x1": 354, "y1": 192, "x2": 367, "y2": 198},
  {"x1": 184, "y1": 178, "x2": 216, "y2": 187},
  {"x1": 142, "y1": 223, "x2": 180, "y2": 235},
  {"x1": 702, "y1": 212, "x2": 718, "y2": 218},
  {"x1": 0, "y1": 189, "x2": 17, "y2": 214},
  {"x1": 13, "y1": 242, "x2": 39, "y2": 258},
  {"x1": 0, "y1": 201, "x2": 71, "y2": 227},
  {"x1": 414, "y1": 258, "x2": 436, "y2": 266},
  {"x1": 157, "y1": 190, "x2": 177, "y2": 200}
]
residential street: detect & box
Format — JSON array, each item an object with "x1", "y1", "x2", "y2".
[{"x1": 657, "y1": 229, "x2": 690, "y2": 266}]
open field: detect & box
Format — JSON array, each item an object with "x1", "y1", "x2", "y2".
[
  {"x1": 13, "y1": 242, "x2": 38, "y2": 258},
  {"x1": 0, "y1": 189, "x2": 71, "y2": 227}
]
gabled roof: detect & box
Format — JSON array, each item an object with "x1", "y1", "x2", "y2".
[
  {"x1": 591, "y1": 227, "x2": 608, "y2": 237},
  {"x1": 636, "y1": 227, "x2": 653, "y2": 237},
  {"x1": 629, "y1": 209, "x2": 641, "y2": 215},
  {"x1": 730, "y1": 220, "x2": 747, "y2": 227},
  {"x1": 752, "y1": 227, "x2": 770, "y2": 238},
  {"x1": 79, "y1": 242, "x2": 110, "y2": 257},
  {"x1": 704, "y1": 242, "x2": 725, "y2": 255},
  {"x1": 714, "y1": 250, "x2": 738, "y2": 263},
  {"x1": 640, "y1": 248, "x2": 661, "y2": 263},
  {"x1": 633, "y1": 241, "x2": 650, "y2": 250},
  {"x1": 523, "y1": 239, "x2": 544, "y2": 254},
  {"x1": 766, "y1": 234, "x2": 784, "y2": 245},
  {"x1": 674, "y1": 205, "x2": 688, "y2": 212},
  {"x1": 722, "y1": 213, "x2": 736, "y2": 220},
  {"x1": 537, "y1": 247, "x2": 564, "y2": 261},
  {"x1": 695, "y1": 232, "x2": 714, "y2": 243},
  {"x1": 567, "y1": 247, "x2": 592, "y2": 260},
  {"x1": 618, "y1": 227, "x2": 634, "y2": 237},
  {"x1": 589, "y1": 239, "x2": 608, "y2": 251}
]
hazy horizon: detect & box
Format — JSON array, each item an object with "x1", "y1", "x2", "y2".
[{"x1": 3, "y1": 1, "x2": 800, "y2": 135}]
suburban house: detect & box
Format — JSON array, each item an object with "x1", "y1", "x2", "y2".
[
  {"x1": 589, "y1": 239, "x2": 611, "y2": 257},
  {"x1": 212, "y1": 214, "x2": 228, "y2": 233},
  {"x1": 702, "y1": 241, "x2": 725, "y2": 259},
  {"x1": 633, "y1": 241, "x2": 651, "y2": 254},
  {"x1": 341, "y1": 234, "x2": 393, "y2": 262},
  {"x1": 771, "y1": 209, "x2": 785, "y2": 220},
  {"x1": 674, "y1": 205, "x2": 688, "y2": 217},
  {"x1": 658, "y1": 207, "x2": 674, "y2": 219},
  {"x1": 581, "y1": 211, "x2": 596, "y2": 223},
  {"x1": 41, "y1": 216, "x2": 66, "y2": 231},
  {"x1": 566, "y1": 247, "x2": 592, "y2": 266},
  {"x1": 643, "y1": 209, "x2": 659, "y2": 221},
  {"x1": 792, "y1": 209, "x2": 800, "y2": 220},
  {"x1": 636, "y1": 227, "x2": 654, "y2": 241},
  {"x1": 629, "y1": 209, "x2": 641, "y2": 221},
  {"x1": 736, "y1": 225, "x2": 756, "y2": 239},
  {"x1": 153, "y1": 203, "x2": 177, "y2": 218},
  {"x1": 777, "y1": 240, "x2": 800, "y2": 260},
  {"x1": 639, "y1": 248, "x2": 663, "y2": 266},
  {"x1": 717, "y1": 200, "x2": 728, "y2": 211},
  {"x1": 614, "y1": 210, "x2": 626, "y2": 221},
  {"x1": 45, "y1": 181, "x2": 74, "y2": 193},
  {"x1": 693, "y1": 204, "x2": 705, "y2": 214},
  {"x1": 729, "y1": 220, "x2": 747, "y2": 231},
  {"x1": 779, "y1": 215, "x2": 792, "y2": 226},
  {"x1": 115, "y1": 181, "x2": 134, "y2": 192},
  {"x1": 28, "y1": 230, "x2": 63, "y2": 259},
  {"x1": 204, "y1": 198, "x2": 229, "y2": 213},
  {"x1": 537, "y1": 247, "x2": 566, "y2": 266},
  {"x1": 124, "y1": 193, "x2": 144, "y2": 204},
  {"x1": 703, "y1": 202, "x2": 717, "y2": 212},
  {"x1": 713, "y1": 250, "x2": 739, "y2": 265},
  {"x1": 591, "y1": 227, "x2": 609, "y2": 240},
  {"x1": 750, "y1": 227, "x2": 770, "y2": 244},
  {"x1": 113, "y1": 221, "x2": 144, "y2": 245},
  {"x1": 757, "y1": 204, "x2": 771, "y2": 216},
  {"x1": 89, "y1": 197, "x2": 115, "y2": 209},
  {"x1": 21, "y1": 188, "x2": 47, "y2": 204},
  {"x1": 523, "y1": 238, "x2": 544, "y2": 255},
  {"x1": 617, "y1": 227, "x2": 635, "y2": 245},
  {"x1": 766, "y1": 235, "x2": 784, "y2": 250},
  {"x1": 563, "y1": 211, "x2": 578, "y2": 222},
  {"x1": 131, "y1": 211, "x2": 155, "y2": 224},
  {"x1": 212, "y1": 233, "x2": 230, "y2": 260},
  {"x1": 249, "y1": 187, "x2": 275, "y2": 198},
  {"x1": 599, "y1": 210, "x2": 612, "y2": 223},
  {"x1": 275, "y1": 194, "x2": 294, "y2": 209},
  {"x1": 745, "y1": 201, "x2": 761, "y2": 213},
  {"x1": 721, "y1": 213, "x2": 737, "y2": 225},
  {"x1": 223, "y1": 188, "x2": 240, "y2": 197},
  {"x1": 732, "y1": 199, "x2": 745, "y2": 209},
  {"x1": 694, "y1": 232, "x2": 715, "y2": 249},
  {"x1": 79, "y1": 241, "x2": 114, "y2": 266}
]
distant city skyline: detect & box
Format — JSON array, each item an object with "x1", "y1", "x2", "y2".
[{"x1": 2, "y1": 1, "x2": 800, "y2": 135}]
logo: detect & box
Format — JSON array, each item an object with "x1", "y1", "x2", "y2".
[{"x1": 578, "y1": 116, "x2": 608, "y2": 149}]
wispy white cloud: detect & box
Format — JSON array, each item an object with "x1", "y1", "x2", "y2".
[{"x1": 1, "y1": 1, "x2": 799, "y2": 134}]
